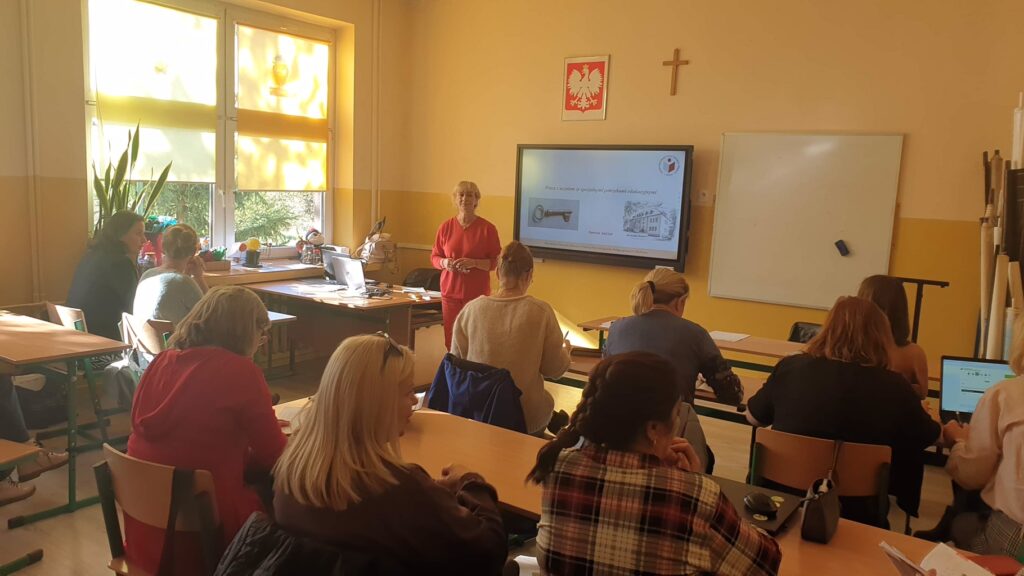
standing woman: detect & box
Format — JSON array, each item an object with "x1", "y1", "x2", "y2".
[
  {"x1": 858, "y1": 275, "x2": 929, "y2": 399},
  {"x1": 67, "y1": 211, "x2": 146, "y2": 340},
  {"x1": 431, "y1": 181, "x2": 502, "y2": 349}
]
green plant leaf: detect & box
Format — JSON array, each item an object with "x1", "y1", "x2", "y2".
[
  {"x1": 142, "y1": 163, "x2": 173, "y2": 217},
  {"x1": 111, "y1": 148, "x2": 128, "y2": 199},
  {"x1": 130, "y1": 122, "x2": 140, "y2": 171}
]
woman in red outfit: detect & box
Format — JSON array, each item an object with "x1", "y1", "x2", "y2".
[
  {"x1": 126, "y1": 285, "x2": 286, "y2": 575},
  {"x1": 431, "y1": 181, "x2": 502, "y2": 349}
]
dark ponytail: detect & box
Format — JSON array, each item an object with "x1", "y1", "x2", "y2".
[{"x1": 527, "y1": 352, "x2": 680, "y2": 484}]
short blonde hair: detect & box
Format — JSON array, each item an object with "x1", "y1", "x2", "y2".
[
  {"x1": 167, "y1": 286, "x2": 269, "y2": 356},
  {"x1": 273, "y1": 334, "x2": 415, "y2": 508},
  {"x1": 630, "y1": 268, "x2": 690, "y2": 316},
  {"x1": 161, "y1": 224, "x2": 200, "y2": 261},
  {"x1": 497, "y1": 241, "x2": 533, "y2": 291},
  {"x1": 452, "y1": 181, "x2": 481, "y2": 204},
  {"x1": 805, "y1": 296, "x2": 893, "y2": 368}
]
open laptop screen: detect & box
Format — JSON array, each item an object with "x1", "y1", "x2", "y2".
[{"x1": 940, "y1": 356, "x2": 1012, "y2": 416}]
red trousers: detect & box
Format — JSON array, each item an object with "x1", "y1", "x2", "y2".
[{"x1": 442, "y1": 297, "x2": 471, "y2": 350}]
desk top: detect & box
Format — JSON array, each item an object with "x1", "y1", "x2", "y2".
[
  {"x1": 203, "y1": 260, "x2": 323, "y2": 287},
  {"x1": 275, "y1": 400, "x2": 939, "y2": 574},
  {"x1": 577, "y1": 317, "x2": 803, "y2": 359},
  {"x1": 251, "y1": 280, "x2": 441, "y2": 312},
  {"x1": 0, "y1": 312, "x2": 128, "y2": 366},
  {"x1": 275, "y1": 401, "x2": 545, "y2": 519}
]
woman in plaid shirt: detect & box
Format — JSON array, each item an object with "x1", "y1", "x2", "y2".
[{"x1": 528, "y1": 352, "x2": 781, "y2": 576}]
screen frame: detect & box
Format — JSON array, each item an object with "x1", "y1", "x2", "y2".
[
  {"x1": 939, "y1": 355, "x2": 1010, "y2": 420},
  {"x1": 514, "y1": 144, "x2": 694, "y2": 271}
]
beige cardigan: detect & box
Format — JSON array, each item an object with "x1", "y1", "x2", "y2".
[{"x1": 451, "y1": 294, "x2": 571, "y2": 434}]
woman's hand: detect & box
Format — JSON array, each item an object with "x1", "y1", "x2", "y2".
[
  {"x1": 452, "y1": 258, "x2": 477, "y2": 273},
  {"x1": 437, "y1": 463, "x2": 475, "y2": 491},
  {"x1": 942, "y1": 421, "x2": 970, "y2": 447},
  {"x1": 186, "y1": 255, "x2": 206, "y2": 277},
  {"x1": 661, "y1": 438, "x2": 702, "y2": 472}
]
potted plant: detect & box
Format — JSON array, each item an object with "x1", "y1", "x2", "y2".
[{"x1": 91, "y1": 123, "x2": 172, "y2": 238}]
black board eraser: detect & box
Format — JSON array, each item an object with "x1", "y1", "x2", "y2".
[{"x1": 835, "y1": 240, "x2": 850, "y2": 256}]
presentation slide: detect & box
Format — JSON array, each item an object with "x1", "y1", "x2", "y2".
[
  {"x1": 941, "y1": 359, "x2": 1012, "y2": 414},
  {"x1": 517, "y1": 148, "x2": 688, "y2": 261}
]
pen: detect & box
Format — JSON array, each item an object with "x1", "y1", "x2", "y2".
[{"x1": 954, "y1": 411, "x2": 963, "y2": 425}]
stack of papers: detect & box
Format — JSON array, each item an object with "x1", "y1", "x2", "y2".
[{"x1": 709, "y1": 331, "x2": 750, "y2": 342}]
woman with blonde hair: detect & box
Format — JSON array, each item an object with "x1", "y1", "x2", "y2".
[
  {"x1": 746, "y1": 296, "x2": 940, "y2": 527},
  {"x1": 273, "y1": 334, "x2": 507, "y2": 574},
  {"x1": 133, "y1": 223, "x2": 209, "y2": 325},
  {"x1": 935, "y1": 315, "x2": 1024, "y2": 557},
  {"x1": 858, "y1": 274, "x2": 929, "y2": 398},
  {"x1": 431, "y1": 181, "x2": 502, "y2": 349},
  {"x1": 126, "y1": 286, "x2": 286, "y2": 575},
  {"x1": 604, "y1": 268, "x2": 743, "y2": 406},
  {"x1": 451, "y1": 241, "x2": 571, "y2": 435}
]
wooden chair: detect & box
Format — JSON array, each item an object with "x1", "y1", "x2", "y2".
[
  {"x1": 0, "y1": 440, "x2": 44, "y2": 574},
  {"x1": 120, "y1": 313, "x2": 174, "y2": 360},
  {"x1": 749, "y1": 428, "x2": 899, "y2": 530},
  {"x1": 45, "y1": 302, "x2": 122, "y2": 443},
  {"x1": 93, "y1": 444, "x2": 221, "y2": 576}
]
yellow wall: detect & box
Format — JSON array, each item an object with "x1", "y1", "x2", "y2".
[{"x1": 374, "y1": 0, "x2": 1024, "y2": 367}]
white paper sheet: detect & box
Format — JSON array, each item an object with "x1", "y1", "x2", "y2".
[
  {"x1": 599, "y1": 320, "x2": 615, "y2": 329},
  {"x1": 513, "y1": 556, "x2": 541, "y2": 576},
  {"x1": 709, "y1": 330, "x2": 750, "y2": 342},
  {"x1": 920, "y1": 543, "x2": 993, "y2": 576}
]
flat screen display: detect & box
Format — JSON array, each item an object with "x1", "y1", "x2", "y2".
[
  {"x1": 514, "y1": 145, "x2": 693, "y2": 270},
  {"x1": 940, "y1": 356, "x2": 1011, "y2": 415}
]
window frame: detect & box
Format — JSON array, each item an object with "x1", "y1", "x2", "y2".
[{"x1": 83, "y1": 0, "x2": 335, "y2": 258}]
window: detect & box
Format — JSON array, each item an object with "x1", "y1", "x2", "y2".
[{"x1": 86, "y1": 0, "x2": 333, "y2": 253}]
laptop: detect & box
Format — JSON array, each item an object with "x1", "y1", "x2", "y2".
[
  {"x1": 940, "y1": 356, "x2": 1011, "y2": 423},
  {"x1": 711, "y1": 475, "x2": 802, "y2": 535}
]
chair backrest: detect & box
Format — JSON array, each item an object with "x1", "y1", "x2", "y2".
[
  {"x1": 47, "y1": 302, "x2": 88, "y2": 333},
  {"x1": 427, "y1": 354, "x2": 527, "y2": 433},
  {"x1": 750, "y1": 428, "x2": 891, "y2": 498},
  {"x1": 94, "y1": 444, "x2": 221, "y2": 574},
  {"x1": 122, "y1": 313, "x2": 174, "y2": 357},
  {"x1": 403, "y1": 268, "x2": 441, "y2": 292},
  {"x1": 787, "y1": 321, "x2": 822, "y2": 343}
]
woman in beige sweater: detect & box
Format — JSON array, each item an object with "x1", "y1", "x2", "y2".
[{"x1": 451, "y1": 241, "x2": 571, "y2": 434}]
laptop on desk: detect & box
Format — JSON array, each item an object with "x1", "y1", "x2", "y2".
[
  {"x1": 939, "y1": 356, "x2": 1011, "y2": 423},
  {"x1": 711, "y1": 475, "x2": 802, "y2": 535}
]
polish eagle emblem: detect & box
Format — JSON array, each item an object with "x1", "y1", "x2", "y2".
[{"x1": 566, "y1": 63, "x2": 604, "y2": 111}]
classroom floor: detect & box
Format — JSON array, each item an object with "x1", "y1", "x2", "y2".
[{"x1": 0, "y1": 358, "x2": 954, "y2": 575}]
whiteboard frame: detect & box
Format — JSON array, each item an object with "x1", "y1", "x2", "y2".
[{"x1": 708, "y1": 132, "x2": 903, "y2": 310}]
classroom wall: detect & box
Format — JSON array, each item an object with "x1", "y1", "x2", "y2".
[
  {"x1": 0, "y1": 0, "x2": 378, "y2": 305},
  {"x1": 374, "y1": 0, "x2": 1024, "y2": 367}
]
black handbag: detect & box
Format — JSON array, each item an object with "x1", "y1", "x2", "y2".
[{"x1": 801, "y1": 440, "x2": 842, "y2": 544}]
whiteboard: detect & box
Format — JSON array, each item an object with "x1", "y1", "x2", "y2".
[{"x1": 709, "y1": 133, "x2": 903, "y2": 310}]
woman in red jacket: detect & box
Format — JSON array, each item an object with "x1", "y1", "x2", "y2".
[
  {"x1": 431, "y1": 181, "x2": 502, "y2": 349},
  {"x1": 126, "y1": 285, "x2": 286, "y2": 575}
]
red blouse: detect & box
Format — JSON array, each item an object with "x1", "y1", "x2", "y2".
[
  {"x1": 430, "y1": 216, "x2": 501, "y2": 300},
  {"x1": 126, "y1": 347, "x2": 286, "y2": 575}
]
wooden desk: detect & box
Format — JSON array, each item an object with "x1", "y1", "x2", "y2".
[
  {"x1": 578, "y1": 316, "x2": 802, "y2": 359},
  {"x1": 274, "y1": 401, "x2": 545, "y2": 519},
  {"x1": 0, "y1": 312, "x2": 129, "y2": 529},
  {"x1": 250, "y1": 280, "x2": 440, "y2": 349},
  {"x1": 203, "y1": 260, "x2": 323, "y2": 287},
  {"x1": 275, "y1": 402, "x2": 939, "y2": 574}
]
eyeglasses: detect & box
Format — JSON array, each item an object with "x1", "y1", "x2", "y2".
[{"x1": 375, "y1": 331, "x2": 402, "y2": 370}]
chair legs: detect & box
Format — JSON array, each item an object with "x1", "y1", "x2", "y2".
[{"x1": 80, "y1": 360, "x2": 128, "y2": 447}]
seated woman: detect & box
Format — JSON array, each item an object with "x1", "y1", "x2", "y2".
[
  {"x1": 67, "y1": 211, "x2": 146, "y2": 340},
  {"x1": 940, "y1": 316, "x2": 1024, "y2": 558},
  {"x1": 127, "y1": 286, "x2": 286, "y2": 575},
  {"x1": 451, "y1": 241, "x2": 571, "y2": 435},
  {"x1": 273, "y1": 334, "x2": 507, "y2": 575},
  {"x1": 133, "y1": 223, "x2": 209, "y2": 326},
  {"x1": 746, "y1": 296, "x2": 940, "y2": 527},
  {"x1": 605, "y1": 268, "x2": 743, "y2": 406},
  {"x1": 858, "y1": 275, "x2": 929, "y2": 399},
  {"x1": 529, "y1": 352, "x2": 781, "y2": 576}
]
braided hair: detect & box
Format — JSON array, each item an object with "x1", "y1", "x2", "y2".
[{"x1": 527, "y1": 352, "x2": 680, "y2": 484}]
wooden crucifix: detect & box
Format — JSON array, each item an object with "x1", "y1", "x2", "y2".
[{"x1": 662, "y1": 48, "x2": 690, "y2": 96}]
